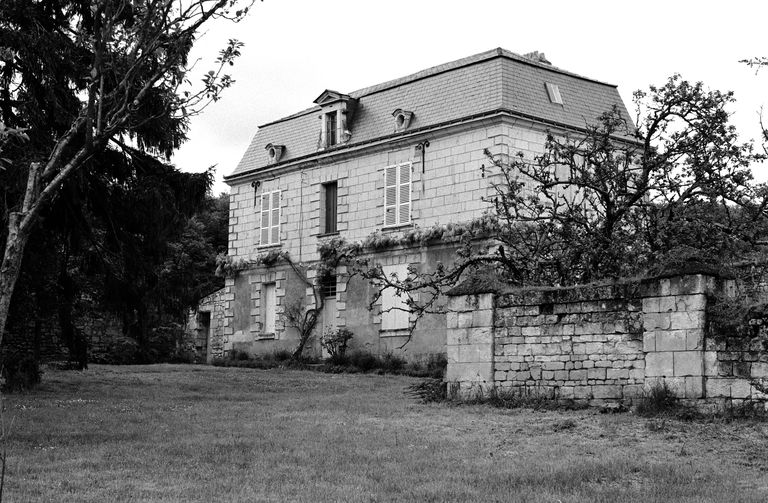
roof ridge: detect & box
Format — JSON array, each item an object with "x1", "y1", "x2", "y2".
[{"x1": 349, "y1": 47, "x2": 616, "y2": 100}]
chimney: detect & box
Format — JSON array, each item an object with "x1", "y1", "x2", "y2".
[{"x1": 523, "y1": 51, "x2": 552, "y2": 66}]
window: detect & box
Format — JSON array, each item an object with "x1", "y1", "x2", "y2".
[
  {"x1": 259, "y1": 190, "x2": 281, "y2": 246},
  {"x1": 384, "y1": 162, "x2": 411, "y2": 227},
  {"x1": 320, "y1": 274, "x2": 337, "y2": 298},
  {"x1": 322, "y1": 181, "x2": 338, "y2": 234},
  {"x1": 380, "y1": 264, "x2": 410, "y2": 331},
  {"x1": 262, "y1": 283, "x2": 276, "y2": 335},
  {"x1": 325, "y1": 111, "x2": 338, "y2": 147},
  {"x1": 545, "y1": 82, "x2": 563, "y2": 104}
]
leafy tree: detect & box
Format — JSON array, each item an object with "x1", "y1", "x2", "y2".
[
  {"x1": 338, "y1": 76, "x2": 767, "y2": 339},
  {"x1": 0, "y1": 0, "x2": 251, "y2": 347}
]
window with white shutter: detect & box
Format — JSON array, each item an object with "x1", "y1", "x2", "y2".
[
  {"x1": 259, "y1": 190, "x2": 281, "y2": 246},
  {"x1": 384, "y1": 162, "x2": 411, "y2": 227},
  {"x1": 262, "y1": 283, "x2": 276, "y2": 335},
  {"x1": 380, "y1": 264, "x2": 410, "y2": 331}
]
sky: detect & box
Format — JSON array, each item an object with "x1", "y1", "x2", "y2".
[{"x1": 171, "y1": 0, "x2": 768, "y2": 195}]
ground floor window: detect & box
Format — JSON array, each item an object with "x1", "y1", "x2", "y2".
[
  {"x1": 380, "y1": 264, "x2": 410, "y2": 331},
  {"x1": 262, "y1": 283, "x2": 276, "y2": 335}
]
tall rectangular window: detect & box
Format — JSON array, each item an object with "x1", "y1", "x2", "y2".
[
  {"x1": 325, "y1": 112, "x2": 337, "y2": 147},
  {"x1": 322, "y1": 181, "x2": 338, "y2": 234},
  {"x1": 380, "y1": 264, "x2": 410, "y2": 331},
  {"x1": 262, "y1": 283, "x2": 276, "y2": 335},
  {"x1": 384, "y1": 162, "x2": 411, "y2": 227},
  {"x1": 320, "y1": 274, "x2": 337, "y2": 298},
  {"x1": 260, "y1": 190, "x2": 281, "y2": 246}
]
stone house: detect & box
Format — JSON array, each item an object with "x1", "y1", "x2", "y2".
[{"x1": 210, "y1": 48, "x2": 634, "y2": 362}]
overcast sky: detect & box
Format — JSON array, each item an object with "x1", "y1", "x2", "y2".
[{"x1": 171, "y1": 0, "x2": 767, "y2": 194}]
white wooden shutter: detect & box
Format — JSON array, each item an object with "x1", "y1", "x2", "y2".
[
  {"x1": 259, "y1": 190, "x2": 281, "y2": 245},
  {"x1": 381, "y1": 264, "x2": 410, "y2": 330},
  {"x1": 263, "y1": 283, "x2": 276, "y2": 334},
  {"x1": 399, "y1": 163, "x2": 411, "y2": 224},
  {"x1": 271, "y1": 190, "x2": 280, "y2": 244},
  {"x1": 384, "y1": 163, "x2": 411, "y2": 226},
  {"x1": 384, "y1": 165, "x2": 398, "y2": 226}
]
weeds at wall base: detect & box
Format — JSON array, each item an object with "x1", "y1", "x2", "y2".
[
  {"x1": 408, "y1": 381, "x2": 590, "y2": 410},
  {"x1": 211, "y1": 350, "x2": 447, "y2": 379}
]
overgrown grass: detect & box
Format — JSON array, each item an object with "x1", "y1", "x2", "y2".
[
  {"x1": 322, "y1": 351, "x2": 446, "y2": 378},
  {"x1": 213, "y1": 350, "x2": 447, "y2": 379},
  {"x1": 635, "y1": 381, "x2": 680, "y2": 417},
  {"x1": 6, "y1": 365, "x2": 768, "y2": 502}
]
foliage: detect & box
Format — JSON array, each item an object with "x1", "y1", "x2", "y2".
[
  {"x1": 0, "y1": 0, "x2": 253, "y2": 348},
  {"x1": 706, "y1": 295, "x2": 753, "y2": 340},
  {"x1": 321, "y1": 350, "x2": 445, "y2": 378},
  {"x1": 211, "y1": 349, "x2": 317, "y2": 369},
  {"x1": 718, "y1": 400, "x2": 768, "y2": 421},
  {"x1": 215, "y1": 248, "x2": 289, "y2": 278},
  {"x1": 320, "y1": 327, "x2": 353, "y2": 362},
  {"x1": 1, "y1": 353, "x2": 41, "y2": 392},
  {"x1": 469, "y1": 386, "x2": 587, "y2": 411}
]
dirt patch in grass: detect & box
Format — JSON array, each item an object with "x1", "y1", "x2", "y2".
[{"x1": 4, "y1": 365, "x2": 768, "y2": 502}]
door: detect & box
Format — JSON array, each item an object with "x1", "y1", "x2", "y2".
[{"x1": 197, "y1": 311, "x2": 210, "y2": 363}]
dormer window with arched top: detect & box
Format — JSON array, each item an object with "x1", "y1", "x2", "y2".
[
  {"x1": 314, "y1": 90, "x2": 357, "y2": 150},
  {"x1": 265, "y1": 143, "x2": 285, "y2": 164},
  {"x1": 392, "y1": 108, "x2": 414, "y2": 132}
]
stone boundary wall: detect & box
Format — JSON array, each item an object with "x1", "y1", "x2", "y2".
[
  {"x1": 188, "y1": 287, "x2": 228, "y2": 362},
  {"x1": 446, "y1": 274, "x2": 768, "y2": 407}
]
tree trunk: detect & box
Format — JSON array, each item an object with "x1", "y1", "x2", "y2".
[
  {"x1": 0, "y1": 214, "x2": 31, "y2": 348},
  {"x1": 0, "y1": 162, "x2": 40, "y2": 348}
]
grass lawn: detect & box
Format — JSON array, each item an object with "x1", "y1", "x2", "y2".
[{"x1": 4, "y1": 365, "x2": 768, "y2": 502}]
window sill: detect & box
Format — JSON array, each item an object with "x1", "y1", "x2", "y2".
[
  {"x1": 379, "y1": 328, "x2": 410, "y2": 338},
  {"x1": 317, "y1": 231, "x2": 340, "y2": 239},
  {"x1": 256, "y1": 333, "x2": 276, "y2": 340},
  {"x1": 257, "y1": 243, "x2": 282, "y2": 250},
  {"x1": 381, "y1": 223, "x2": 413, "y2": 233}
]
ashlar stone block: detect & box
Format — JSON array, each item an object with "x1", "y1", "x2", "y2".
[
  {"x1": 645, "y1": 352, "x2": 673, "y2": 377},
  {"x1": 673, "y1": 351, "x2": 702, "y2": 377},
  {"x1": 655, "y1": 330, "x2": 687, "y2": 352}
]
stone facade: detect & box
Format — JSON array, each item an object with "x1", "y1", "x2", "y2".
[
  {"x1": 220, "y1": 49, "x2": 633, "y2": 360},
  {"x1": 446, "y1": 274, "x2": 768, "y2": 408}
]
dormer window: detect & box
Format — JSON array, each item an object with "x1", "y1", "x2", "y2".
[
  {"x1": 392, "y1": 108, "x2": 414, "y2": 132},
  {"x1": 314, "y1": 89, "x2": 357, "y2": 150},
  {"x1": 265, "y1": 143, "x2": 285, "y2": 164},
  {"x1": 325, "y1": 112, "x2": 338, "y2": 147}
]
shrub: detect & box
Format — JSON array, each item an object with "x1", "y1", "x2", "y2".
[
  {"x1": 271, "y1": 349, "x2": 292, "y2": 362},
  {"x1": 347, "y1": 351, "x2": 378, "y2": 372},
  {"x1": 381, "y1": 353, "x2": 406, "y2": 372},
  {"x1": 425, "y1": 353, "x2": 447, "y2": 378},
  {"x1": 2, "y1": 353, "x2": 42, "y2": 392},
  {"x1": 635, "y1": 381, "x2": 678, "y2": 416},
  {"x1": 227, "y1": 349, "x2": 250, "y2": 361},
  {"x1": 719, "y1": 400, "x2": 768, "y2": 421},
  {"x1": 320, "y1": 328, "x2": 353, "y2": 362}
]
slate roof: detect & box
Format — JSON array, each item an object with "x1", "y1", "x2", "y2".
[{"x1": 226, "y1": 48, "x2": 634, "y2": 181}]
